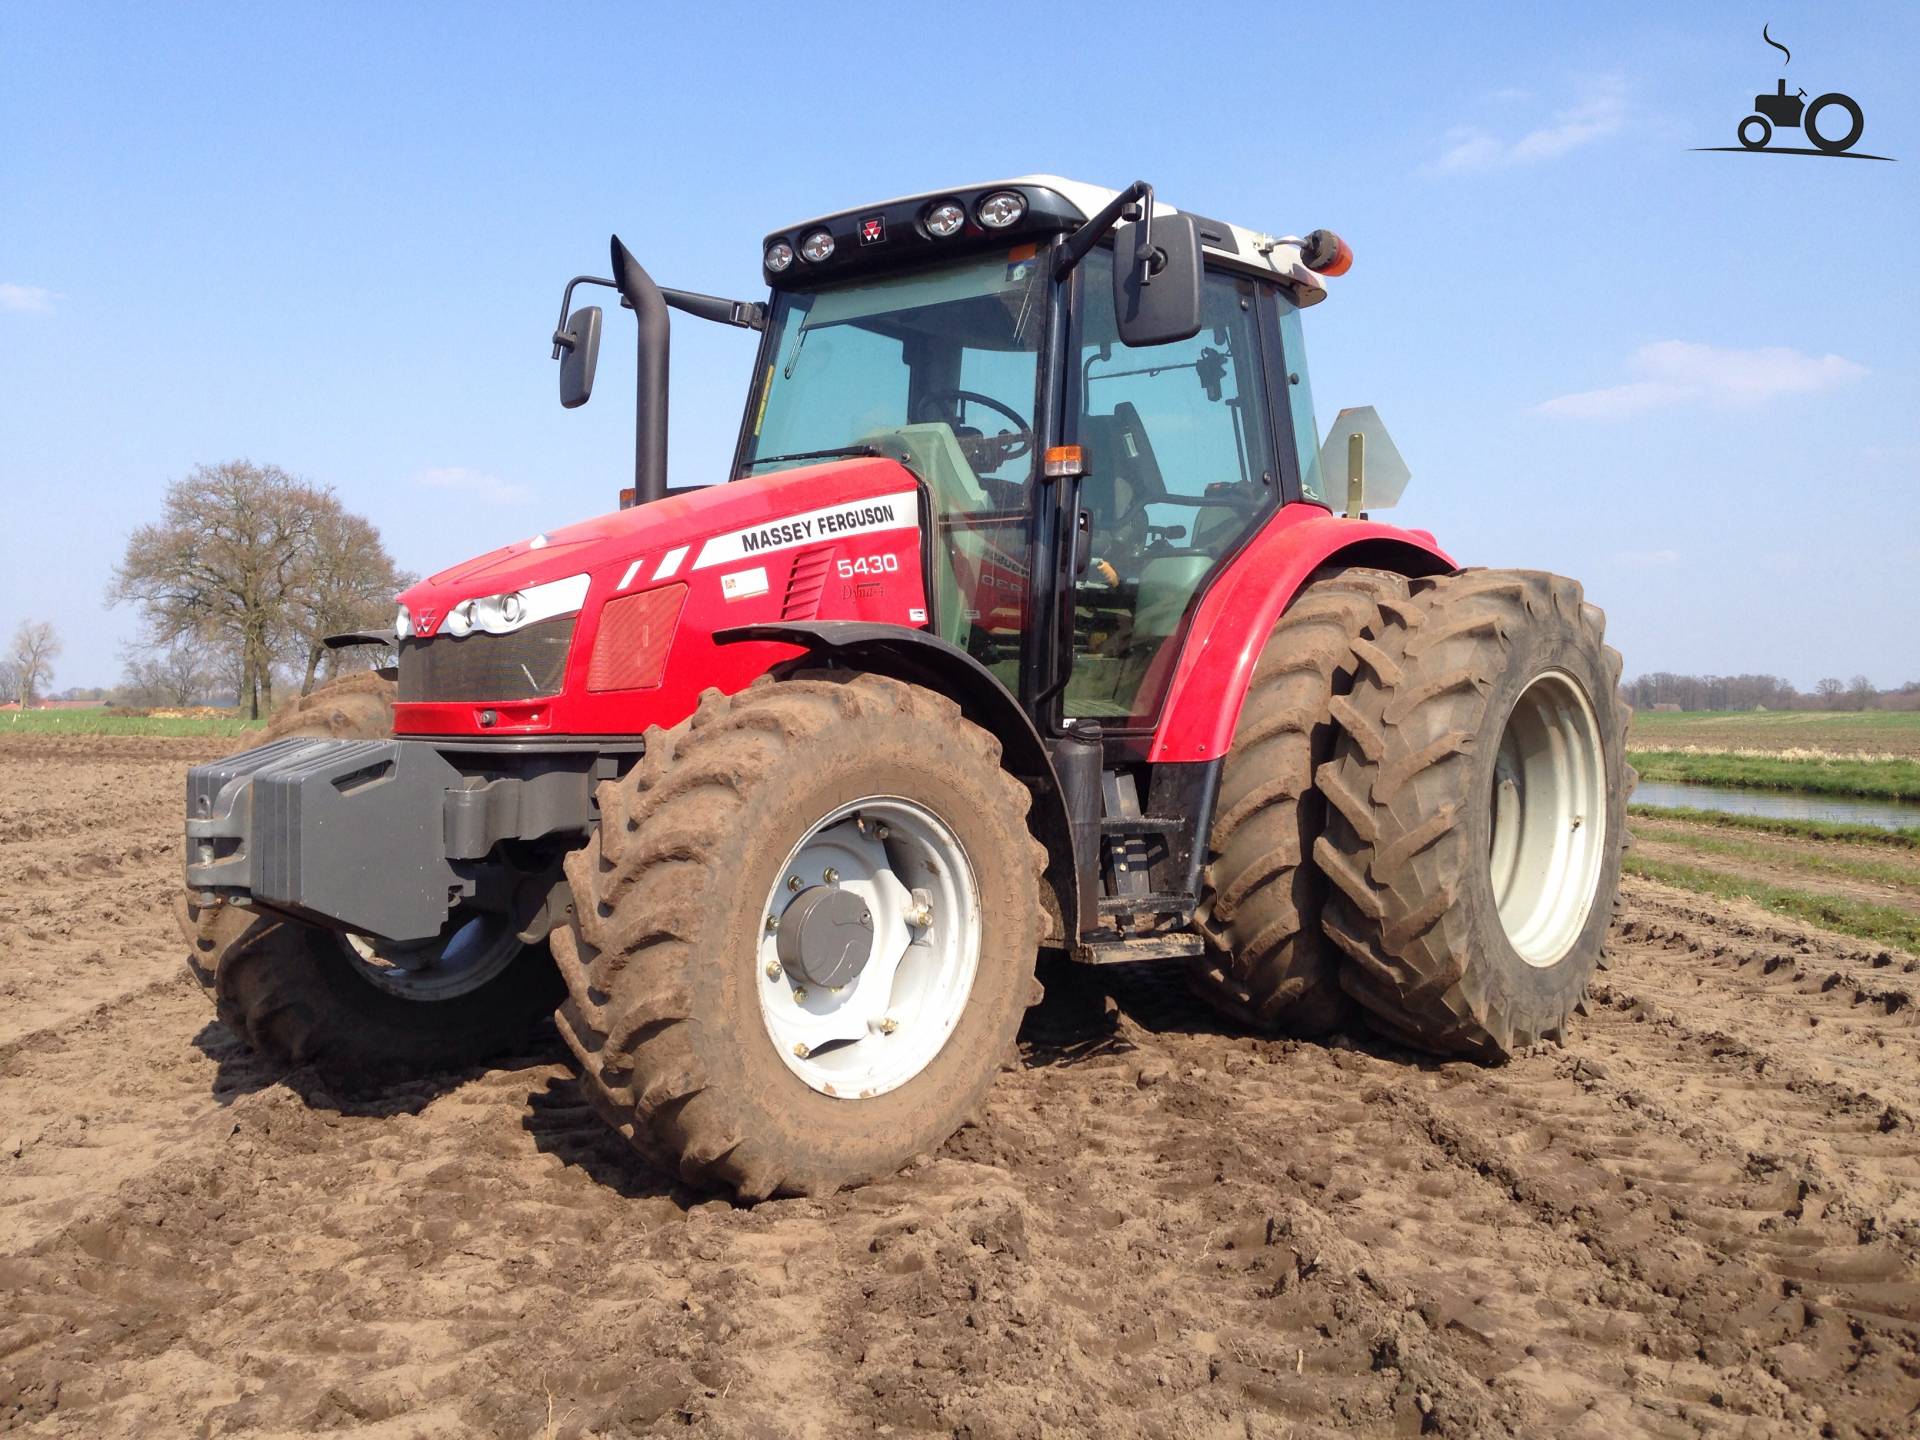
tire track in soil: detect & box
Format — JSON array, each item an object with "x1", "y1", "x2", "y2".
[
  {"x1": 1398, "y1": 903, "x2": 1920, "y2": 1438},
  {"x1": 6, "y1": 739, "x2": 1920, "y2": 1438}
]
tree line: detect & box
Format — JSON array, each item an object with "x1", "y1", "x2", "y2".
[
  {"x1": 1624, "y1": 672, "x2": 1920, "y2": 713},
  {"x1": 5, "y1": 461, "x2": 409, "y2": 717},
  {"x1": 108, "y1": 461, "x2": 411, "y2": 718}
]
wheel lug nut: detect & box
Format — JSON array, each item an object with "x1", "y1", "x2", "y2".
[
  {"x1": 793, "y1": 1042, "x2": 810, "y2": 1059},
  {"x1": 787, "y1": 875, "x2": 802, "y2": 892},
  {"x1": 765, "y1": 914, "x2": 780, "y2": 933},
  {"x1": 875, "y1": 824, "x2": 890, "y2": 840},
  {"x1": 823, "y1": 867, "x2": 839, "y2": 885},
  {"x1": 792, "y1": 986, "x2": 807, "y2": 1003},
  {"x1": 765, "y1": 960, "x2": 782, "y2": 980},
  {"x1": 879, "y1": 1017, "x2": 898, "y2": 1035}
]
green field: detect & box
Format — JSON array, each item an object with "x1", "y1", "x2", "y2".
[
  {"x1": 1629, "y1": 708, "x2": 1920, "y2": 758},
  {"x1": 2, "y1": 710, "x2": 264, "y2": 738},
  {"x1": 1628, "y1": 748, "x2": 1920, "y2": 802}
]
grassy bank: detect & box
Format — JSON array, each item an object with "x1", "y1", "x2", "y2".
[
  {"x1": 1629, "y1": 748, "x2": 1920, "y2": 802},
  {"x1": 1628, "y1": 804, "x2": 1920, "y2": 849},
  {"x1": 1629, "y1": 817, "x2": 1920, "y2": 890},
  {"x1": 1625, "y1": 854, "x2": 1920, "y2": 956},
  {"x1": 2, "y1": 710, "x2": 263, "y2": 738}
]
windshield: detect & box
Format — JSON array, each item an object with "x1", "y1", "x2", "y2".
[
  {"x1": 743, "y1": 249, "x2": 1048, "y2": 498},
  {"x1": 741, "y1": 249, "x2": 1051, "y2": 683}
]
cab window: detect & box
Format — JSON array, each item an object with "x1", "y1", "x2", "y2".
[{"x1": 1068, "y1": 249, "x2": 1277, "y2": 724}]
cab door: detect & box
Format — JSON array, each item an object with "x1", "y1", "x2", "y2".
[{"x1": 1064, "y1": 250, "x2": 1281, "y2": 728}]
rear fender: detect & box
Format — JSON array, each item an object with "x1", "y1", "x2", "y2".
[
  {"x1": 1148, "y1": 507, "x2": 1454, "y2": 764},
  {"x1": 715, "y1": 621, "x2": 1079, "y2": 945}
]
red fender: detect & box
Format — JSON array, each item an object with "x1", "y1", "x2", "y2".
[{"x1": 1146, "y1": 505, "x2": 1454, "y2": 763}]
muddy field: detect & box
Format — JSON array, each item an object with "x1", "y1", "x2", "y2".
[{"x1": 3, "y1": 735, "x2": 1918, "y2": 1438}]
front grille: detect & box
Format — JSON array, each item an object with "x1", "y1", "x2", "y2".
[{"x1": 397, "y1": 616, "x2": 577, "y2": 702}]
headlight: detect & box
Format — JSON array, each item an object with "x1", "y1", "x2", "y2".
[
  {"x1": 395, "y1": 603, "x2": 413, "y2": 639},
  {"x1": 441, "y1": 573, "x2": 591, "y2": 639},
  {"x1": 799, "y1": 229, "x2": 835, "y2": 263},
  {"x1": 765, "y1": 240, "x2": 794, "y2": 272},
  {"x1": 925, "y1": 201, "x2": 966, "y2": 238},
  {"x1": 976, "y1": 191, "x2": 1026, "y2": 229}
]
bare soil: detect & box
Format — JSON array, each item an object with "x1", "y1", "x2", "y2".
[{"x1": 3, "y1": 735, "x2": 1918, "y2": 1438}]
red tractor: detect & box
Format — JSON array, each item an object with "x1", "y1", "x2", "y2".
[{"x1": 181, "y1": 177, "x2": 1629, "y2": 1198}]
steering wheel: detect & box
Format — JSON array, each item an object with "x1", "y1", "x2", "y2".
[{"x1": 911, "y1": 388, "x2": 1035, "y2": 463}]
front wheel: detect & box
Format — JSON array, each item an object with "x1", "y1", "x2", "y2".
[
  {"x1": 179, "y1": 898, "x2": 563, "y2": 1075},
  {"x1": 1314, "y1": 570, "x2": 1630, "y2": 1058},
  {"x1": 1738, "y1": 114, "x2": 1772, "y2": 149},
  {"x1": 551, "y1": 673, "x2": 1047, "y2": 1199}
]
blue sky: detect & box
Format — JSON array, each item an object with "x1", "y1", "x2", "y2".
[{"x1": 3, "y1": 1, "x2": 1916, "y2": 691}]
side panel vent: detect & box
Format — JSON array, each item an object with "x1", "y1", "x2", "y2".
[{"x1": 782, "y1": 546, "x2": 835, "y2": 620}]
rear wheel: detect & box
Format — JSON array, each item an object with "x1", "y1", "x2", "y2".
[
  {"x1": 178, "y1": 668, "x2": 561, "y2": 1076},
  {"x1": 551, "y1": 673, "x2": 1047, "y2": 1199},
  {"x1": 1314, "y1": 570, "x2": 1629, "y2": 1057},
  {"x1": 1189, "y1": 567, "x2": 1408, "y2": 1034}
]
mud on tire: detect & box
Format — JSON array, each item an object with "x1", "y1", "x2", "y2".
[
  {"x1": 179, "y1": 896, "x2": 563, "y2": 1076},
  {"x1": 1314, "y1": 570, "x2": 1630, "y2": 1058},
  {"x1": 1189, "y1": 567, "x2": 1408, "y2": 1035},
  {"x1": 551, "y1": 673, "x2": 1047, "y2": 1200}
]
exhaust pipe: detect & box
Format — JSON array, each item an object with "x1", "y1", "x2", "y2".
[{"x1": 610, "y1": 234, "x2": 670, "y2": 506}]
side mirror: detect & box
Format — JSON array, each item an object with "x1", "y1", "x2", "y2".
[
  {"x1": 557, "y1": 304, "x2": 602, "y2": 409},
  {"x1": 1113, "y1": 212, "x2": 1201, "y2": 347}
]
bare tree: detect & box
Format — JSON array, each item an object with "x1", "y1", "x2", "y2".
[
  {"x1": 108, "y1": 460, "x2": 406, "y2": 718},
  {"x1": 6, "y1": 620, "x2": 61, "y2": 706},
  {"x1": 287, "y1": 507, "x2": 411, "y2": 695},
  {"x1": 1814, "y1": 677, "x2": 1845, "y2": 710},
  {"x1": 1846, "y1": 674, "x2": 1877, "y2": 711},
  {"x1": 119, "y1": 637, "x2": 220, "y2": 707}
]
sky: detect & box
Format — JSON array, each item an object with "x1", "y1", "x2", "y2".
[{"x1": 2, "y1": 1, "x2": 1917, "y2": 692}]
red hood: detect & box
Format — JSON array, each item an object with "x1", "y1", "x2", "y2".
[{"x1": 397, "y1": 457, "x2": 916, "y2": 634}]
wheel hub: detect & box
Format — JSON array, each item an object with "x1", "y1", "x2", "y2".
[
  {"x1": 776, "y1": 885, "x2": 875, "y2": 989},
  {"x1": 756, "y1": 798, "x2": 982, "y2": 1100}
]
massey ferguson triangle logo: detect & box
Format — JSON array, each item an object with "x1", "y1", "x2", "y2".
[
  {"x1": 859, "y1": 215, "x2": 886, "y2": 245},
  {"x1": 1695, "y1": 24, "x2": 1893, "y2": 161}
]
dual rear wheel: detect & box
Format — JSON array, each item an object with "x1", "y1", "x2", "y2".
[{"x1": 1195, "y1": 568, "x2": 1629, "y2": 1057}]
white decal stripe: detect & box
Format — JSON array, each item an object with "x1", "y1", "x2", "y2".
[
  {"x1": 691, "y1": 491, "x2": 919, "y2": 571},
  {"x1": 653, "y1": 545, "x2": 690, "y2": 581},
  {"x1": 616, "y1": 560, "x2": 643, "y2": 592}
]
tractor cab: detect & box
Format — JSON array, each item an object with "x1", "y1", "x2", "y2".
[{"x1": 732, "y1": 176, "x2": 1349, "y2": 734}]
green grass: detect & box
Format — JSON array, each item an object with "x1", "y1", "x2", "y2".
[
  {"x1": 2, "y1": 710, "x2": 264, "y2": 738},
  {"x1": 1629, "y1": 748, "x2": 1920, "y2": 802},
  {"x1": 1628, "y1": 804, "x2": 1920, "y2": 849},
  {"x1": 1629, "y1": 817, "x2": 1920, "y2": 889},
  {"x1": 1625, "y1": 854, "x2": 1920, "y2": 955}
]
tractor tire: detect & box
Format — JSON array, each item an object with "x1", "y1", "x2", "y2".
[
  {"x1": 551, "y1": 673, "x2": 1048, "y2": 1200},
  {"x1": 1189, "y1": 567, "x2": 1408, "y2": 1035},
  {"x1": 1314, "y1": 570, "x2": 1629, "y2": 1059},
  {"x1": 179, "y1": 664, "x2": 560, "y2": 1076},
  {"x1": 178, "y1": 897, "x2": 562, "y2": 1077},
  {"x1": 261, "y1": 669, "x2": 395, "y2": 742}
]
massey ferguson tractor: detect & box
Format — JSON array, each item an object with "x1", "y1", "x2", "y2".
[{"x1": 180, "y1": 176, "x2": 1629, "y2": 1198}]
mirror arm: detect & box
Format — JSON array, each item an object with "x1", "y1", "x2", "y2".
[
  {"x1": 552, "y1": 274, "x2": 617, "y2": 358},
  {"x1": 660, "y1": 287, "x2": 766, "y2": 332},
  {"x1": 1053, "y1": 179, "x2": 1155, "y2": 282}
]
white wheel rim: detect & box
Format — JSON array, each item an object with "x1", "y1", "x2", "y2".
[
  {"x1": 756, "y1": 796, "x2": 982, "y2": 1099},
  {"x1": 1487, "y1": 669, "x2": 1608, "y2": 968},
  {"x1": 341, "y1": 911, "x2": 524, "y2": 1001}
]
